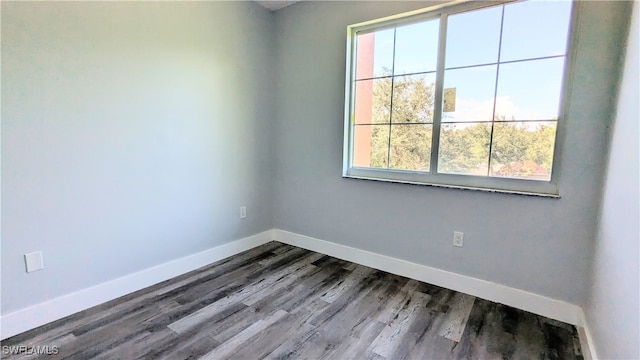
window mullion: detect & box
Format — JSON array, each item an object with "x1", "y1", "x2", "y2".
[
  {"x1": 386, "y1": 29, "x2": 398, "y2": 169},
  {"x1": 429, "y1": 14, "x2": 448, "y2": 175},
  {"x1": 487, "y1": 5, "x2": 506, "y2": 176}
]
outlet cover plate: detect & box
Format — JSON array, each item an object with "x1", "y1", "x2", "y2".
[
  {"x1": 25, "y1": 251, "x2": 44, "y2": 272},
  {"x1": 453, "y1": 231, "x2": 464, "y2": 247}
]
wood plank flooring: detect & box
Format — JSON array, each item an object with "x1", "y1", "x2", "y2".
[{"x1": 1, "y1": 242, "x2": 583, "y2": 359}]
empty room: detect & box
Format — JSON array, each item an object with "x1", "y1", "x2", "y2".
[{"x1": 1, "y1": 0, "x2": 638, "y2": 359}]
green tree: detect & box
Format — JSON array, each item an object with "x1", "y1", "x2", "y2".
[
  {"x1": 438, "y1": 123, "x2": 491, "y2": 175},
  {"x1": 490, "y1": 121, "x2": 556, "y2": 178},
  {"x1": 369, "y1": 74, "x2": 435, "y2": 170},
  {"x1": 366, "y1": 76, "x2": 557, "y2": 179}
]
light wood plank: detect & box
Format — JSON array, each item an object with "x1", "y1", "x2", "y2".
[
  {"x1": 367, "y1": 290, "x2": 432, "y2": 358},
  {"x1": 437, "y1": 292, "x2": 476, "y2": 342},
  {"x1": 200, "y1": 309, "x2": 288, "y2": 360}
]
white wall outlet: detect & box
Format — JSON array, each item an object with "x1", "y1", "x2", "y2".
[
  {"x1": 453, "y1": 231, "x2": 464, "y2": 247},
  {"x1": 24, "y1": 251, "x2": 44, "y2": 273},
  {"x1": 240, "y1": 206, "x2": 247, "y2": 219}
]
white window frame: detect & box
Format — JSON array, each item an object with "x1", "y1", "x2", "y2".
[{"x1": 342, "y1": 0, "x2": 579, "y2": 197}]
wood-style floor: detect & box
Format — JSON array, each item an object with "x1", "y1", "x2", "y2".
[{"x1": 1, "y1": 242, "x2": 583, "y2": 359}]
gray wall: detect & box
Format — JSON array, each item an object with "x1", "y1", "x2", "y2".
[
  {"x1": 272, "y1": 1, "x2": 630, "y2": 305},
  {"x1": 1, "y1": 1, "x2": 275, "y2": 313},
  {"x1": 2, "y1": 0, "x2": 635, "y2": 331},
  {"x1": 586, "y1": 2, "x2": 639, "y2": 359}
]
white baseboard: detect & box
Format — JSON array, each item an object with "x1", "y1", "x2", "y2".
[
  {"x1": 2, "y1": 228, "x2": 588, "y2": 343},
  {"x1": 577, "y1": 311, "x2": 599, "y2": 360},
  {"x1": 0, "y1": 230, "x2": 273, "y2": 340},
  {"x1": 273, "y1": 229, "x2": 584, "y2": 327}
]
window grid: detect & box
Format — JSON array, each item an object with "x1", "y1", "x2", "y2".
[
  {"x1": 355, "y1": 119, "x2": 559, "y2": 126},
  {"x1": 344, "y1": 0, "x2": 574, "y2": 196},
  {"x1": 354, "y1": 54, "x2": 565, "y2": 84}
]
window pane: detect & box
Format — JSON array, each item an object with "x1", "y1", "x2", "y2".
[
  {"x1": 391, "y1": 74, "x2": 436, "y2": 123},
  {"x1": 495, "y1": 58, "x2": 565, "y2": 121},
  {"x1": 389, "y1": 124, "x2": 432, "y2": 171},
  {"x1": 394, "y1": 19, "x2": 439, "y2": 75},
  {"x1": 353, "y1": 124, "x2": 390, "y2": 168},
  {"x1": 489, "y1": 121, "x2": 557, "y2": 180},
  {"x1": 355, "y1": 29, "x2": 394, "y2": 79},
  {"x1": 438, "y1": 123, "x2": 491, "y2": 176},
  {"x1": 445, "y1": 5, "x2": 502, "y2": 69},
  {"x1": 354, "y1": 78, "x2": 392, "y2": 124},
  {"x1": 442, "y1": 65, "x2": 497, "y2": 123},
  {"x1": 500, "y1": 1, "x2": 572, "y2": 62}
]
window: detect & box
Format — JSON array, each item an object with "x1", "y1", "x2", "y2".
[{"x1": 342, "y1": 0, "x2": 574, "y2": 196}]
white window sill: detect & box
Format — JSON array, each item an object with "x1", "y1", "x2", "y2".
[{"x1": 343, "y1": 172, "x2": 561, "y2": 198}]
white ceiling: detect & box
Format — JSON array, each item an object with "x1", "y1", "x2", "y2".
[{"x1": 255, "y1": 1, "x2": 299, "y2": 11}]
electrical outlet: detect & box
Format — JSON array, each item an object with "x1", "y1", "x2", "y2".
[
  {"x1": 240, "y1": 206, "x2": 247, "y2": 219},
  {"x1": 25, "y1": 251, "x2": 44, "y2": 272},
  {"x1": 453, "y1": 231, "x2": 464, "y2": 247}
]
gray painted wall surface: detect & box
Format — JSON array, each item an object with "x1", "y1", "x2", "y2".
[
  {"x1": 587, "y1": 2, "x2": 639, "y2": 359},
  {"x1": 1, "y1": 1, "x2": 275, "y2": 313},
  {"x1": 2, "y1": 0, "x2": 635, "y2": 332},
  {"x1": 272, "y1": 1, "x2": 630, "y2": 305}
]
